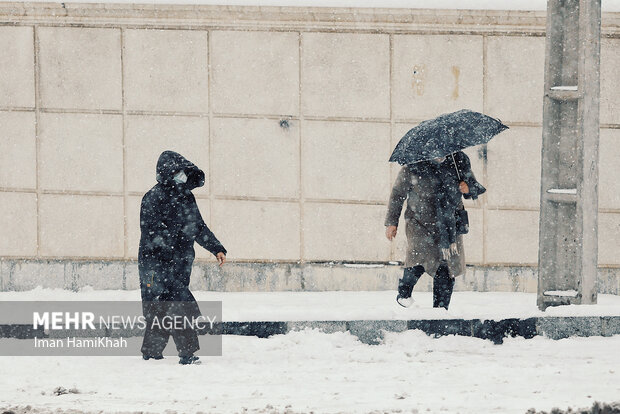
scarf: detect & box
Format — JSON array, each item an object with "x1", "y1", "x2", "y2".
[{"x1": 410, "y1": 159, "x2": 462, "y2": 260}]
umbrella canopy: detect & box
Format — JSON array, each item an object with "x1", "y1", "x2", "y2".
[{"x1": 389, "y1": 110, "x2": 508, "y2": 165}]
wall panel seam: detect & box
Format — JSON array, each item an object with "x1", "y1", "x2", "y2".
[
  {"x1": 298, "y1": 30, "x2": 304, "y2": 263},
  {"x1": 33, "y1": 25, "x2": 41, "y2": 258},
  {"x1": 482, "y1": 34, "x2": 488, "y2": 265},
  {"x1": 120, "y1": 27, "x2": 128, "y2": 259},
  {"x1": 388, "y1": 32, "x2": 395, "y2": 262},
  {"x1": 207, "y1": 29, "x2": 213, "y2": 229}
]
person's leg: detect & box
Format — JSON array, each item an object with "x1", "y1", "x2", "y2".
[
  {"x1": 141, "y1": 301, "x2": 170, "y2": 359},
  {"x1": 396, "y1": 265, "x2": 425, "y2": 307},
  {"x1": 173, "y1": 328, "x2": 201, "y2": 364},
  {"x1": 168, "y1": 300, "x2": 201, "y2": 364},
  {"x1": 171, "y1": 325, "x2": 199, "y2": 356},
  {"x1": 433, "y1": 264, "x2": 455, "y2": 310}
]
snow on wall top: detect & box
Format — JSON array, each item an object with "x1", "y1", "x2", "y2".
[{"x1": 8, "y1": 0, "x2": 620, "y2": 12}]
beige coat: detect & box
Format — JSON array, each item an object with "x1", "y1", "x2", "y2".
[{"x1": 385, "y1": 164, "x2": 466, "y2": 277}]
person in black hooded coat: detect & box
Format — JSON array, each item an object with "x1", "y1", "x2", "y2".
[{"x1": 139, "y1": 150, "x2": 226, "y2": 364}]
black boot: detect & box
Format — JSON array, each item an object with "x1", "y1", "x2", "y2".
[
  {"x1": 396, "y1": 265, "x2": 424, "y2": 308},
  {"x1": 433, "y1": 265, "x2": 455, "y2": 310},
  {"x1": 179, "y1": 355, "x2": 201, "y2": 365}
]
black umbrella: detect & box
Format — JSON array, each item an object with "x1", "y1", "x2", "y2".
[{"x1": 389, "y1": 109, "x2": 508, "y2": 166}]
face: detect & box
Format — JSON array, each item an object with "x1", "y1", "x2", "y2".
[{"x1": 173, "y1": 170, "x2": 188, "y2": 184}]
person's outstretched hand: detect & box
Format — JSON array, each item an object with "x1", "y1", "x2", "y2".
[
  {"x1": 216, "y1": 252, "x2": 226, "y2": 267},
  {"x1": 459, "y1": 181, "x2": 469, "y2": 194},
  {"x1": 386, "y1": 225, "x2": 398, "y2": 241}
]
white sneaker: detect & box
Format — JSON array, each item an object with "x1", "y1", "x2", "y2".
[{"x1": 396, "y1": 295, "x2": 414, "y2": 308}]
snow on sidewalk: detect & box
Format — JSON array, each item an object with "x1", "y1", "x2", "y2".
[
  {"x1": 0, "y1": 330, "x2": 619, "y2": 414},
  {"x1": 0, "y1": 288, "x2": 619, "y2": 322},
  {"x1": 1, "y1": 289, "x2": 618, "y2": 413}
]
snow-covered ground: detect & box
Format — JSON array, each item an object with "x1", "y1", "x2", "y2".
[
  {"x1": 0, "y1": 288, "x2": 619, "y2": 322},
  {"x1": 0, "y1": 330, "x2": 619, "y2": 414},
  {"x1": 1, "y1": 289, "x2": 618, "y2": 412}
]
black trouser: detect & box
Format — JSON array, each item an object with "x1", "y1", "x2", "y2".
[
  {"x1": 141, "y1": 301, "x2": 199, "y2": 357},
  {"x1": 432, "y1": 264, "x2": 455, "y2": 310},
  {"x1": 398, "y1": 264, "x2": 456, "y2": 310},
  {"x1": 398, "y1": 265, "x2": 424, "y2": 299}
]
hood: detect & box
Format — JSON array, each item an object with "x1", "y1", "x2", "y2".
[{"x1": 156, "y1": 150, "x2": 205, "y2": 190}]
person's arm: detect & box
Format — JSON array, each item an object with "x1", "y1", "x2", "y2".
[
  {"x1": 187, "y1": 195, "x2": 227, "y2": 265},
  {"x1": 455, "y1": 152, "x2": 486, "y2": 200},
  {"x1": 385, "y1": 167, "x2": 412, "y2": 239}
]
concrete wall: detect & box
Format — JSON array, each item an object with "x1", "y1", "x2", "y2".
[
  {"x1": 1, "y1": 4, "x2": 620, "y2": 279},
  {"x1": 1, "y1": 259, "x2": 619, "y2": 294}
]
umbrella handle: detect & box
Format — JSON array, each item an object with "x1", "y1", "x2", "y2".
[{"x1": 451, "y1": 153, "x2": 462, "y2": 181}]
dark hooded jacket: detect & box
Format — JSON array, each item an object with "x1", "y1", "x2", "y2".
[
  {"x1": 138, "y1": 151, "x2": 226, "y2": 304},
  {"x1": 411, "y1": 151, "x2": 486, "y2": 253},
  {"x1": 385, "y1": 151, "x2": 485, "y2": 277}
]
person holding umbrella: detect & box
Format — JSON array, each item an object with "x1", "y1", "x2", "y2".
[{"x1": 385, "y1": 110, "x2": 508, "y2": 309}]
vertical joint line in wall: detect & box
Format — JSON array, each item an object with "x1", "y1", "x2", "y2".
[
  {"x1": 389, "y1": 33, "x2": 395, "y2": 261},
  {"x1": 33, "y1": 25, "x2": 41, "y2": 257},
  {"x1": 207, "y1": 30, "x2": 213, "y2": 226},
  {"x1": 120, "y1": 28, "x2": 129, "y2": 259},
  {"x1": 482, "y1": 35, "x2": 488, "y2": 114},
  {"x1": 298, "y1": 31, "x2": 304, "y2": 264},
  {"x1": 389, "y1": 33, "x2": 394, "y2": 121},
  {"x1": 482, "y1": 34, "x2": 488, "y2": 265}
]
